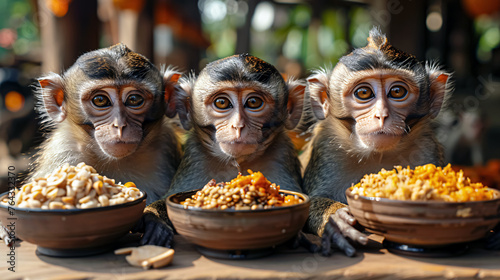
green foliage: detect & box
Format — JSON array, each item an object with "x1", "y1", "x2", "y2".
[{"x1": 0, "y1": 0, "x2": 40, "y2": 63}]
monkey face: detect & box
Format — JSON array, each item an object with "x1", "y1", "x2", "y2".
[
  {"x1": 82, "y1": 86, "x2": 153, "y2": 158},
  {"x1": 307, "y1": 27, "x2": 449, "y2": 162},
  {"x1": 344, "y1": 71, "x2": 420, "y2": 152},
  {"x1": 196, "y1": 86, "x2": 276, "y2": 158},
  {"x1": 178, "y1": 54, "x2": 304, "y2": 163},
  {"x1": 36, "y1": 44, "x2": 180, "y2": 164}
]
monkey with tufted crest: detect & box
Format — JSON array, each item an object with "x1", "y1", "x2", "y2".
[{"x1": 301, "y1": 27, "x2": 453, "y2": 256}]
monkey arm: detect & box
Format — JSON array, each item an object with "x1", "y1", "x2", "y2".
[
  {"x1": 144, "y1": 200, "x2": 169, "y2": 222},
  {"x1": 304, "y1": 196, "x2": 345, "y2": 235},
  {"x1": 304, "y1": 196, "x2": 368, "y2": 257}
]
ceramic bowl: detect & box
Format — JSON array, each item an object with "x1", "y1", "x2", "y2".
[
  {"x1": 0, "y1": 191, "x2": 146, "y2": 256},
  {"x1": 167, "y1": 190, "x2": 310, "y2": 255},
  {"x1": 346, "y1": 188, "x2": 500, "y2": 246}
]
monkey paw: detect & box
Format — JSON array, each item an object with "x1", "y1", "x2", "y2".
[
  {"x1": 133, "y1": 213, "x2": 175, "y2": 248},
  {"x1": 320, "y1": 207, "x2": 368, "y2": 257},
  {"x1": 292, "y1": 231, "x2": 321, "y2": 253}
]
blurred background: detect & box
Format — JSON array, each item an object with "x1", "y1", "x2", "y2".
[{"x1": 1, "y1": 0, "x2": 500, "y2": 189}]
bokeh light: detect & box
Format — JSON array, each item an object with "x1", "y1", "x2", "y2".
[
  {"x1": 426, "y1": 11, "x2": 443, "y2": 32},
  {"x1": 283, "y1": 29, "x2": 302, "y2": 59},
  {"x1": 252, "y1": 2, "x2": 274, "y2": 32},
  {"x1": 201, "y1": 0, "x2": 227, "y2": 23},
  {"x1": 5, "y1": 90, "x2": 24, "y2": 112},
  {"x1": 0, "y1": 28, "x2": 17, "y2": 48},
  {"x1": 475, "y1": 15, "x2": 500, "y2": 63}
]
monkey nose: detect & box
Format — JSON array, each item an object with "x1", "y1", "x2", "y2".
[
  {"x1": 375, "y1": 110, "x2": 389, "y2": 126},
  {"x1": 112, "y1": 122, "x2": 127, "y2": 138},
  {"x1": 232, "y1": 123, "x2": 245, "y2": 138}
]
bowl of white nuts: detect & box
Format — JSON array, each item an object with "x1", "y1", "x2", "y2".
[
  {"x1": 0, "y1": 162, "x2": 146, "y2": 257},
  {"x1": 166, "y1": 171, "x2": 310, "y2": 259}
]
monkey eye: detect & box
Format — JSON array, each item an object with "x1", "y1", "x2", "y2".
[
  {"x1": 92, "y1": 95, "x2": 111, "y2": 108},
  {"x1": 388, "y1": 86, "x2": 408, "y2": 100},
  {"x1": 214, "y1": 97, "x2": 232, "y2": 110},
  {"x1": 245, "y1": 97, "x2": 263, "y2": 109},
  {"x1": 354, "y1": 87, "x2": 374, "y2": 101},
  {"x1": 125, "y1": 94, "x2": 145, "y2": 108}
]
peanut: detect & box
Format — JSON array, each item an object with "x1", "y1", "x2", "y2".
[{"x1": 2, "y1": 162, "x2": 143, "y2": 209}]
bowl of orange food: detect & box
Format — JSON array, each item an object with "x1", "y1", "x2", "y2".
[
  {"x1": 346, "y1": 164, "x2": 500, "y2": 256},
  {"x1": 0, "y1": 162, "x2": 146, "y2": 257},
  {"x1": 166, "y1": 171, "x2": 310, "y2": 259}
]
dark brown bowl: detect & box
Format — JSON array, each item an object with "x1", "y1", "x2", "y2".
[
  {"x1": 346, "y1": 188, "x2": 500, "y2": 246},
  {"x1": 0, "y1": 191, "x2": 146, "y2": 256},
  {"x1": 166, "y1": 190, "x2": 310, "y2": 251}
]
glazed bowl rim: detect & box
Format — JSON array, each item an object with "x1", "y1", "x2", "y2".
[
  {"x1": 345, "y1": 187, "x2": 500, "y2": 206},
  {"x1": 0, "y1": 190, "x2": 147, "y2": 214},
  {"x1": 167, "y1": 189, "x2": 310, "y2": 213}
]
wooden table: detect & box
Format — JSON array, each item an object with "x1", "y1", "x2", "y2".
[{"x1": 1, "y1": 234, "x2": 500, "y2": 280}]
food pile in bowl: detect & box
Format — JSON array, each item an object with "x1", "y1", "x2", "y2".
[
  {"x1": 180, "y1": 170, "x2": 304, "y2": 210},
  {"x1": 350, "y1": 163, "x2": 498, "y2": 202},
  {"x1": 0, "y1": 162, "x2": 146, "y2": 257},
  {"x1": 1, "y1": 162, "x2": 143, "y2": 209},
  {"x1": 167, "y1": 171, "x2": 309, "y2": 258},
  {"x1": 346, "y1": 163, "x2": 500, "y2": 253}
]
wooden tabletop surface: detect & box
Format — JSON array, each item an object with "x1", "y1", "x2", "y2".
[{"x1": 1, "y1": 233, "x2": 500, "y2": 280}]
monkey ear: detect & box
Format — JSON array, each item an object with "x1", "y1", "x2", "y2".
[
  {"x1": 177, "y1": 74, "x2": 196, "y2": 130},
  {"x1": 285, "y1": 79, "x2": 305, "y2": 130},
  {"x1": 427, "y1": 65, "x2": 451, "y2": 119},
  {"x1": 38, "y1": 73, "x2": 67, "y2": 123},
  {"x1": 163, "y1": 69, "x2": 182, "y2": 118},
  {"x1": 307, "y1": 71, "x2": 330, "y2": 120}
]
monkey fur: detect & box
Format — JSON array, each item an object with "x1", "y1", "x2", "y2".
[
  {"x1": 32, "y1": 44, "x2": 182, "y2": 205},
  {"x1": 301, "y1": 27, "x2": 452, "y2": 245}
]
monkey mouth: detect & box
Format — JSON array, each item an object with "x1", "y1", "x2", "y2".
[
  {"x1": 368, "y1": 130, "x2": 403, "y2": 137},
  {"x1": 99, "y1": 141, "x2": 140, "y2": 159},
  {"x1": 219, "y1": 141, "x2": 259, "y2": 157},
  {"x1": 225, "y1": 140, "x2": 257, "y2": 145},
  {"x1": 359, "y1": 131, "x2": 402, "y2": 152}
]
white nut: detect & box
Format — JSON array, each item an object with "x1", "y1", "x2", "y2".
[
  {"x1": 47, "y1": 172, "x2": 67, "y2": 188},
  {"x1": 98, "y1": 195, "x2": 109, "y2": 207},
  {"x1": 77, "y1": 169, "x2": 91, "y2": 181},
  {"x1": 28, "y1": 199, "x2": 41, "y2": 208},
  {"x1": 71, "y1": 180, "x2": 85, "y2": 191}
]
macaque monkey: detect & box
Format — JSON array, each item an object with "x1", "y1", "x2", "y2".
[
  {"x1": 141, "y1": 54, "x2": 306, "y2": 247},
  {"x1": 301, "y1": 27, "x2": 452, "y2": 256},
  {"x1": 32, "y1": 43, "x2": 182, "y2": 204}
]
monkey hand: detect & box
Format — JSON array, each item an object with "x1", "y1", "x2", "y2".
[
  {"x1": 133, "y1": 213, "x2": 175, "y2": 248},
  {"x1": 320, "y1": 207, "x2": 368, "y2": 257}
]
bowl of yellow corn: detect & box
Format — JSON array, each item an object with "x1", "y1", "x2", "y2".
[{"x1": 346, "y1": 164, "x2": 500, "y2": 249}]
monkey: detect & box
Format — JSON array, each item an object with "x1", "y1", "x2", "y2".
[
  {"x1": 140, "y1": 53, "x2": 306, "y2": 247},
  {"x1": 301, "y1": 27, "x2": 452, "y2": 256},
  {"x1": 31, "y1": 43, "x2": 182, "y2": 205}
]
